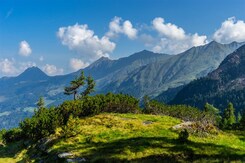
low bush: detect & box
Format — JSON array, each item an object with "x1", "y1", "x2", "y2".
[
  {"x1": 20, "y1": 107, "x2": 61, "y2": 140},
  {"x1": 58, "y1": 93, "x2": 141, "y2": 124},
  {"x1": 178, "y1": 129, "x2": 189, "y2": 143},
  {"x1": 2, "y1": 128, "x2": 24, "y2": 143},
  {"x1": 144, "y1": 100, "x2": 204, "y2": 122},
  {"x1": 60, "y1": 115, "x2": 81, "y2": 138}
]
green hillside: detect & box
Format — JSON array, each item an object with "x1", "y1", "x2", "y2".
[{"x1": 1, "y1": 113, "x2": 245, "y2": 162}]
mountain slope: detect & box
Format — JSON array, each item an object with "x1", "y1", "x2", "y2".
[
  {"x1": 171, "y1": 44, "x2": 245, "y2": 112},
  {"x1": 100, "y1": 41, "x2": 244, "y2": 98}
]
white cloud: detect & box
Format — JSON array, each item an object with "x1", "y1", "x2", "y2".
[
  {"x1": 0, "y1": 59, "x2": 17, "y2": 75},
  {"x1": 150, "y1": 17, "x2": 208, "y2": 54},
  {"x1": 213, "y1": 17, "x2": 245, "y2": 44},
  {"x1": 19, "y1": 62, "x2": 37, "y2": 70},
  {"x1": 152, "y1": 34, "x2": 207, "y2": 54},
  {"x1": 19, "y1": 40, "x2": 32, "y2": 57},
  {"x1": 57, "y1": 24, "x2": 116, "y2": 62},
  {"x1": 39, "y1": 56, "x2": 44, "y2": 62},
  {"x1": 107, "y1": 17, "x2": 138, "y2": 39},
  {"x1": 0, "y1": 58, "x2": 36, "y2": 76},
  {"x1": 42, "y1": 64, "x2": 63, "y2": 76},
  {"x1": 152, "y1": 17, "x2": 185, "y2": 40},
  {"x1": 70, "y1": 58, "x2": 89, "y2": 71}
]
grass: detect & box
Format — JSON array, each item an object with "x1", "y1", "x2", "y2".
[
  {"x1": 49, "y1": 113, "x2": 245, "y2": 162},
  {"x1": 1, "y1": 113, "x2": 245, "y2": 162}
]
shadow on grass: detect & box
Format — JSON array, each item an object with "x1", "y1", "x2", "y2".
[
  {"x1": 56, "y1": 136, "x2": 245, "y2": 162},
  {"x1": 230, "y1": 130, "x2": 245, "y2": 142},
  {"x1": 0, "y1": 141, "x2": 25, "y2": 160}
]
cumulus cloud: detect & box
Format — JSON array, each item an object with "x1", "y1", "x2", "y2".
[
  {"x1": 152, "y1": 17, "x2": 185, "y2": 40},
  {"x1": 150, "y1": 17, "x2": 208, "y2": 54},
  {"x1": 42, "y1": 64, "x2": 63, "y2": 76},
  {"x1": 57, "y1": 24, "x2": 116, "y2": 62},
  {"x1": 107, "y1": 17, "x2": 138, "y2": 39},
  {"x1": 19, "y1": 41, "x2": 32, "y2": 56},
  {"x1": 70, "y1": 58, "x2": 89, "y2": 71},
  {"x1": 213, "y1": 17, "x2": 245, "y2": 44},
  {"x1": 0, "y1": 58, "x2": 36, "y2": 76},
  {"x1": 0, "y1": 59, "x2": 17, "y2": 75}
]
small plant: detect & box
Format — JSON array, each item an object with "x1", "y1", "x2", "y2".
[
  {"x1": 178, "y1": 129, "x2": 189, "y2": 143},
  {"x1": 2, "y1": 128, "x2": 24, "y2": 143},
  {"x1": 61, "y1": 115, "x2": 80, "y2": 138}
]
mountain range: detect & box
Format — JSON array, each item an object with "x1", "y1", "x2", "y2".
[
  {"x1": 0, "y1": 41, "x2": 244, "y2": 129},
  {"x1": 171, "y1": 44, "x2": 245, "y2": 112}
]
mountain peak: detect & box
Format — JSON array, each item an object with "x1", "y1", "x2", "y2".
[
  {"x1": 207, "y1": 40, "x2": 222, "y2": 47},
  {"x1": 16, "y1": 66, "x2": 49, "y2": 81},
  {"x1": 88, "y1": 56, "x2": 112, "y2": 69}
]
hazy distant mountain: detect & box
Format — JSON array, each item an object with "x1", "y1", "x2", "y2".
[
  {"x1": 171, "y1": 44, "x2": 245, "y2": 112},
  {"x1": 0, "y1": 41, "x2": 244, "y2": 129}
]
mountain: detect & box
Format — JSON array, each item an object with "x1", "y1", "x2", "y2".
[
  {"x1": 0, "y1": 51, "x2": 171, "y2": 129},
  {"x1": 84, "y1": 50, "x2": 172, "y2": 86},
  {"x1": 0, "y1": 41, "x2": 244, "y2": 129},
  {"x1": 99, "y1": 41, "x2": 244, "y2": 98},
  {"x1": 171, "y1": 44, "x2": 245, "y2": 112}
]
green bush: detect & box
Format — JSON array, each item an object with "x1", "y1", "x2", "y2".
[
  {"x1": 2, "y1": 128, "x2": 23, "y2": 143},
  {"x1": 144, "y1": 100, "x2": 205, "y2": 122},
  {"x1": 20, "y1": 107, "x2": 61, "y2": 140},
  {"x1": 178, "y1": 129, "x2": 189, "y2": 143},
  {"x1": 58, "y1": 93, "x2": 141, "y2": 124},
  {"x1": 60, "y1": 115, "x2": 80, "y2": 138}
]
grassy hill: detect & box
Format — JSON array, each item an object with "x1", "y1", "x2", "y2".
[{"x1": 1, "y1": 113, "x2": 245, "y2": 162}]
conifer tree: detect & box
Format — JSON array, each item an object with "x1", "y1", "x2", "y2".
[
  {"x1": 81, "y1": 75, "x2": 95, "y2": 98},
  {"x1": 37, "y1": 97, "x2": 45, "y2": 109},
  {"x1": 64, "y1": 71, "x2": 86, "y2": 100},
  {"x1": 64, "y1": 71, "x2": 95, "y2": 100},
  {"x1": 222, "y1": 102, "x2": 236, "y2": 128}
]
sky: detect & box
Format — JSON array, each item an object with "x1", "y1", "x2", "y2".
[{"x1": 0, "y1": 0, "x2": 245, "y2": 77}]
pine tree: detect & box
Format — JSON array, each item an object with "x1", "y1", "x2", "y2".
[
  {"x1": 64, "y1": 71, "x2": 96, "y2": 100},
  {"x1": 239, "y1": 111, "x2": 245, "y2": 129},
  {"x1": 64, "y1": 71, "x2": 86, "y2": 100},
  {"x1": 81, "y1": 75, "x2": 95, "y2": 98},
  {"x1": 222, "y1": 102, "x2": 236, "y2": 128},
  {"x1": 37, "y1": 97, "x2": 45, "y2": 109},
  {"x1": 237, "y1": 112, "x2": 242, "y2": 123}
]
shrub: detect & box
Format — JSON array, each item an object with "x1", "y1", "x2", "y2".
[
  {"x1": 60, "y1": 115, "x2": 80, "y2": 138},
  {"x1": 2, "y1": 128, "x2": 23, "y2": 143},
  {"x1": 144, "y1": 100, "x2": 204, "y2": 122},
  {"x1": 58, "y1": 93, "x2": 141, "y2": 124},
  {"x1": 178, "y1": 129, "x2": 189, "y2": 143},
  {"x1": 20, "y1": 107, "x2": 61, "y2": 140}
]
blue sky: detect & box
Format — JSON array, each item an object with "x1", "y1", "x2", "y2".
[{"x1": 0, "y1": 0, "x2": 245, "y2": 77}]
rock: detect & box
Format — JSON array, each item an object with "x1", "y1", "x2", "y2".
[
  {"x1": 58, "y1": 152, "x2": 74, "y2": 158},
  {"x1": 38, "y1": 137, "x2": 55, "y2": 152},
  {"x1": 172, "y1": 121, "x2": 193, "y2": 130},
  {"x1": 143, "y1": 121, "x2": 153, "y2": 125},
  {"x1": 66, "y1": 157, "x2": 86, "y2": 162}
]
